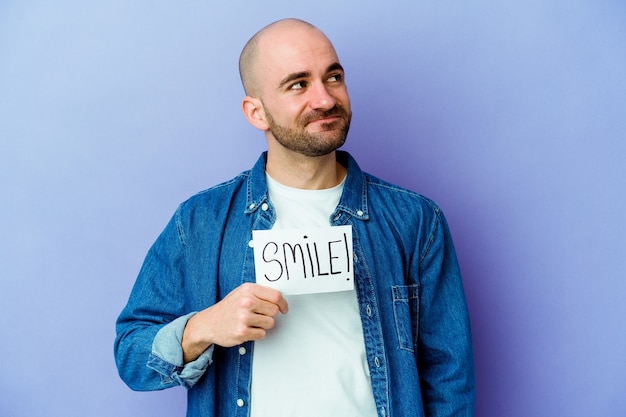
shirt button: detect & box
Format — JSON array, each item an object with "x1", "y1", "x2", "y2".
[
  {"x1": 357, "y1": 210, "x2": 364, "y2": 216},
  {"x1": 374, "y1": 357, "x2": 381, "y2": 367},
  {"x1": 249, "y1": 203, "x2": 255, "y2": 210},
  {"x1": 237, "y1": 399, "x2": 244, "y2": 407},
  {"x1": 366, "y1": 304, "x2": 372, "y2": 316},
  {"x1": 239, "y1": 346, "x2": 247, "y2": 355},
  {"x1": 248, "y1": 240, "x2": 254, "y2": 248},
  {"x1": 261, "y1": 203, "x2": 269, "y2": 211}
]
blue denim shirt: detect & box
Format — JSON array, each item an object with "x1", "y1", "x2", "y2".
[{"x1": 115, "y1": 151, "x2": 475, "y2": 417}]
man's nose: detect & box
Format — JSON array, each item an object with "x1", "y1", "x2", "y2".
[{"x1": 309, "y1": 83, "x2": 336, "y2": 110}]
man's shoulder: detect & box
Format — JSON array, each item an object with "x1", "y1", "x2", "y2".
[
  {"x1": 178, "y1": 170, "x2": 251, "y2": 213},
  {"x1": 363, "y1": 171, "x2": 440, "y2": 213}
]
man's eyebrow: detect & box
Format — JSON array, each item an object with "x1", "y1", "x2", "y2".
[
  {"x1": 277, "y1": 63, "x2": 345, "y2": 89},
  {"x1": 327, "y1": 62, "x2": 344, "y2": 73}
]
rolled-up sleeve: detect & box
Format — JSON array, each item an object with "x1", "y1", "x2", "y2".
[{"x1": 147, "y1": 312, "x2": 214, "y2": 389}]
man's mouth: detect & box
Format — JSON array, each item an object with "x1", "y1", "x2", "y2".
[{"x1": 309, "y1": 115, "x2": 339, "y2": 124}]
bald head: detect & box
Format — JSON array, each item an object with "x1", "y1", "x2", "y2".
[{"x1": 238, "y1": 19, "x2": 333, "y2": 96}]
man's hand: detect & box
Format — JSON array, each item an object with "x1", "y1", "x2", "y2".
[{"x1": 181, "y1": 283, "x2": 288, "y2": 363}]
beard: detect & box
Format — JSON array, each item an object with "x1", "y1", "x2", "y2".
[{"x1": 264, "y1": 105, "x2": 352, "y2": 157}]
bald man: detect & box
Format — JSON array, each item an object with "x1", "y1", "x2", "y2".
[{"x1": 115, "y1": 18, "x2": 475, "y2": 417}]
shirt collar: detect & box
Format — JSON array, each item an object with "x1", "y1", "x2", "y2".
[{"x1": 245, "y1": 151, "x2": 369, "y2": 221}]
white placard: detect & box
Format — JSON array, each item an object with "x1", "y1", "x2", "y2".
[{"x1": 252, "y1": 225, "x2": 354, "y2": 295}]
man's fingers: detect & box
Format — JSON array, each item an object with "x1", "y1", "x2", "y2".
[
  {"x1": 249, "y1": 284, "x2": 289, "y2": 314},
  {"x1": 246, "y1": 312, "x2": 276, "y2": 331},
  {"x1": 251, "y1": 300, "x2": 280, "y2": 318},
  {"x1": 232, "y1": 317, "x2": 271, "y2": 340}
]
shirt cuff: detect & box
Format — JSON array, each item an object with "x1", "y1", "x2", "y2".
[{"x1": 147, "y1": 312, "x2": 214, "y2": 389}]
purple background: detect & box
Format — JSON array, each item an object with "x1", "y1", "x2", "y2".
[{"x1": 1, "y1": 1, "x2": 625, "y2": 416}]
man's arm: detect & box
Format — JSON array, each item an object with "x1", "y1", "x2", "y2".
[
  {"x1": 114, "y1": 209, "x2": 288, "y2": 390},
  {"x1": 417, "y1": 209, "x2": 475, "y2": 416},
  {"x1": 114, "y1": 211, "x2": 191, "y2": 391}
]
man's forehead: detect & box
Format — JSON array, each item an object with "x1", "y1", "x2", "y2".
[{"x1": 259, "y1": 33, "x2": 338, "y2": 73}]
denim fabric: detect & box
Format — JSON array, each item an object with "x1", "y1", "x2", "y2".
[{"x1": 114, "y1": 151, "x2": 475, "y2": 417}]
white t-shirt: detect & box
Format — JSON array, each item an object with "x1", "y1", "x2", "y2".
[{"x1": 249, "y1": 174, "x2": 377, "y2": 417}]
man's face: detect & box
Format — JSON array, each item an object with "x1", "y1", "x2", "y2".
[{"x1": 255, "y1": 27, "x2": 352, "y2": 157}]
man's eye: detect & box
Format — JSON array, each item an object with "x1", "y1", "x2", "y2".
[
  {"x1": 290, "y1": 81, "x2": 306, "y2": 90},
  {"x1": 328, "y1": 73, "x2": 343, "y2": 83}
]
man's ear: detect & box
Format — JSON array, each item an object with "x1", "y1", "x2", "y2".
[{"x1": 241, "y1": 96, "x2": 269, "y2": 131}]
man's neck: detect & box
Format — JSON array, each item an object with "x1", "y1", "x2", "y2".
[{"x1": 265, "y1": 149, "x2": 346, "y2": 190}]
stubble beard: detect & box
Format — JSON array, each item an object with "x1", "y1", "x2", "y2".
[{"x1": 265, "y1": 106, "x2": 352, "y2": 157}]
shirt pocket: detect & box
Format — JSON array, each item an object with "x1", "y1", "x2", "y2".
[{"x1": 392, "y1": 284, "x2": 419, "y2": 352}]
